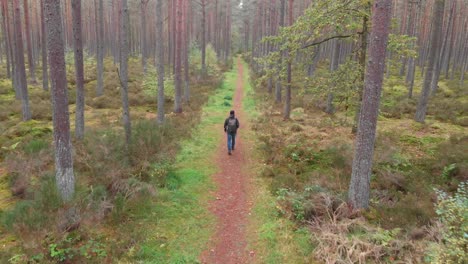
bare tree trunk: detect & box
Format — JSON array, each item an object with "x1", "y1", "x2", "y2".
[
  {"x1": 156, "y1": 0, "x2": 165, "y2": 124},
  {"x1": 23, "y1": 0, "x2": 36, "y2": 83},
  {"x1": 352, "y1": 11, "x2": 369, "y2": 133},
  {"x1": 174, "y1": 0, "x2": 183, "y2": 113},
  {"x1": 415, "y1": 0, "x2": 445, "y2": 123},
  {"x1": 120, "y1": 0, "x2": 131, "y2": 146},
  {"x1": 140, "y1": 0, "x2": 149, "y2": 74},
  {"x1": 13, "y1": 0, "x2": 31, "y2": 121},
  {"x1": 1, "y1": 2, "x2": 11, "y2": 79},
  {"x1": 96, "y1": 0, "x2": 104, "y2": 96},
  {"x1": 348, "y1": 0, "x2": 392, "y2": 209},
  {"x1": 44, "y1": 0, "x2": 75, "y2": 202},
  {"x1": 72, "y1": 0, "x2": 84, "y2": 140},
  {"x1": 10, "y1": 1, "x2": 20, "y2": 99},
  {"x1": 276, "y1": 0, "x2": 285, "y2": 104},
  {"x1": 40, "y1": 0, "x2": 48, "y2": 91},
  {"x1": 431, "y1": 0, "x2": 454, "y2": 95},
  {"x1": 201, "y1": 0, "x2": 207, "y2": 76},
  {"x1": 183, "y1": 0, "x2": 190, "y2": 103},
  {"x1": 283, "y1": 0, "x2": 293, "y2": 120}
]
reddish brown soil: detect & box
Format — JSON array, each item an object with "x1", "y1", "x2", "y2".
[{"x1": 200, "y1": 60, "x2": 253, "y2": 264}]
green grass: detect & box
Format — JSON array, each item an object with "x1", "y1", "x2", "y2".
[
  {"x1": 240, "y1": 59, "x2": 314, "y2": 263},
  {"x1": 128, "y1": 63, "x2": 236, "y2": 264}
]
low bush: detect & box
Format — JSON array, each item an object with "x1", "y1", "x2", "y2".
[{"x1": 427, "y1": 182, "x2": 467, "y2": 263}]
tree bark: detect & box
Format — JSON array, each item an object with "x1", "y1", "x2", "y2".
[
  {"x1": 275, "y1": 0, "x2": 285, "y2": 104},
  {"x1": 72, "y1": 0, "x2": 84, "y2": 140},
  {"x1": 1, "y1": 2, "x2": 11, "y2": 79},
  {"x1": 348, "y1": 0, "x2": 392, "y2": 209},
  {"x1": 140, "y1": 0, "x2": 149, "y2": 74},
  {"x1": 415, "y1": 0, "x2": 445, "y2": 123},
  {"x1": 40, "y1": 0, "x2": 48, "y2": 91},
  {"x1": 120, "y1": 0, "x2": 131, "y2": 146},
  {"x1": 44, "y1": 0, "x2": 75, "y2": 202},
  {"x1": 96, "y1": 0, "x2": 104, "y2": 96},
  {"x1": 283, "y1": 0, "x2": 293, "y2": 120},
  {"x1": 201, "y1": 0, "x2": 207, "y2": 76},
  {"x1": 183, "y1": 0, "x2": 190, "y2": 103},
  {"x1": 13, "y1": 0, "x2": 31, "y2": 121},
  {"x1": 174, "y1": 0, "x2": 183, "y2": 113},
  {"x1": 23, "y1": 0, "x2": 36, "y2": 83},
  {"x1": 156, "y1": 0, "x2": 165, "y2": 124},
  {"x1": 352, "y1": 9, "x2": 370, "y2": 133}
]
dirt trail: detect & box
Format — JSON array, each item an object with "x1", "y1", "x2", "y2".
[{"x1": 200, "y1": 59, "x2": 254, "y2": 264}]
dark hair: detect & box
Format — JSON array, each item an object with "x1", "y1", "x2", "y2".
[{"x1": 230, "y1": 110, "x2": 235, "y2": 115}]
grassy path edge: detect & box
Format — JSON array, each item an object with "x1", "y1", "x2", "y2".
[
  {"x1": 241, "y1": 60, "x2": 315, "y2": 264},
  {"x1": 129, "y1": 69, "x2": 239, "y2": 263}
]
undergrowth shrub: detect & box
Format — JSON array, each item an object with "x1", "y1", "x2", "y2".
[
  {"x1": 1, "y1": 175, "x2": 61, "y2": 232},
  {"x1": 189, "y1": 44, "x2": 221, "y2": 77},
  {"x1": 427, "y1": 182, "x2": 468, "y2": 263},
  {"x1": 431, "y1": 135, "x2": 468, "y2": 184}
]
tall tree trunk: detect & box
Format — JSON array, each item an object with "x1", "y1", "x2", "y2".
[
  {"x1": 406, "y1": 0, "x2": 421, "y2": 99},
  {"x1": 415, "y1": 0, "x2": 445, "y2": 123},
  {"x1": 156, "y1": 0, "x2": 165, "y2": 124},
  {"x1": 96, "y1": 0, "x2": 104, "y2": 96},
  {"x1": 183, "y1": 0, "x2": 190, "y2": 103},
  {"x1": 431, "y1": 0, "x2": 453, "y2": 94},
  {"x1": 225, "y1": 0, "x2": 231, "y2": 63},
  {"x1": 352, "y1": 9, "x2": 370, "y2": 133},
  {"x1": 40, "y1": 0, "x2": 48, "y2": 91},
  {"x1": 72, "y1": 0, "x2": 84, "y2": 140},
  {"x1": 174, "y1": 0, "x2": 183, "y2": 113},
  {"x1": 44, "y1": 0, "x2": 75, "y2": 202},
  {"x1": 283, "y1": 0, "x2": 293, "y2": 120},
  {"x1": 23, "y1": 0, "x2": 36, "y2": 83},
  {"x1": 172, "y1": 0, "x2": 177, "y2": 75},
  {"x1": 348, "y1": 0, "x2": 392, "y2": 209},
  {"x1": 1, "y1": 2, "x2": 11, "y2": 79},
  {"x1": 443, "y1": 0, "x2": 457, "y2": 79},
  {"x1": 13, "y1": 0, "x2": 31, "y2": 121},
  {"x1": 201, "y1": 0, "x2": 207, "y2": 76},
  {"x1": 120, "y1": 0, "x2": 131, "y2": 146},
  {"x1": 276, "y1": 0, "x2": 285, "y2": 104},
  {"x1": 140, "y1": 0, "x2": 149, "y2": 74}
]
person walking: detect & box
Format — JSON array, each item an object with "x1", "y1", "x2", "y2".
[{"x1": 224, "y1": 110, "x2": 240, "y2": 155}]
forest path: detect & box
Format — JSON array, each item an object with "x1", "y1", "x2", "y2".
[{"x1": 200, "y1": 59, "x2": 255, "y2": 264}]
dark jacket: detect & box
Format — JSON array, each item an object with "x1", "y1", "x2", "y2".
[{"x1": 224, "y1": 115, "x2": 240, "y2": 134}]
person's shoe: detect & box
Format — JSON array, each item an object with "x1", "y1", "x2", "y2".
[
  {"x1": 232, "y1": 147, "x2": 235, "y2": 151},
  {"x1": 228, "y1": 151, "x2": 232, "y2": 155}
]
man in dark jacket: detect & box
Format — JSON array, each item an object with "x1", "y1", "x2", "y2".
[{"x1": 224, "y1": 110, "x2": 240, "y2": 155}]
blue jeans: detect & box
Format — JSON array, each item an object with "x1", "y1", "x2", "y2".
[{"x1": 227, "y1": 133, "x2": 236, "y2": 152}]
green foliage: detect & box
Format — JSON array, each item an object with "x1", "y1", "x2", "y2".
[
  {"x1": 306, "y1": 59, "x2": 362, "y2": 108},
  {"x1": 48, "y1": 234, "x2": 107, "y2": 262},
  {"x1": 387, "y1": 34, "x2": 418, "y2": 59},
  {"x1": 428, "y1": 182, "x2": 468, "y2": 263},
  {"x1": 259, "y1": 0, "x2": 369, "y2": 76},
  {"x1": 442, "y1": 164, "x2": 458, "y2": 181},
  {"x1": 189, "y1": 43, "x2": 221, "y2": 76},
  {"x1": 1, "y1": 175, "x2": 61, "y2": 231},
  {"x1": 142, "y1": 66, "x2": 175, "y2": 101},
  {"x1": 23, "y1": 139, "x2": 48, "y2": 154}
]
